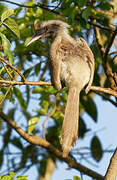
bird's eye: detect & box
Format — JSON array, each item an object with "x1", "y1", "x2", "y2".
[{"x1": 45, "y1": 26, "x2": 48, "y2": 31}]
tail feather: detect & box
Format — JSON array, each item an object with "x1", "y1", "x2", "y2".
[{"x1": 62, "y1": 87, "x2": 80, "y2": 157}]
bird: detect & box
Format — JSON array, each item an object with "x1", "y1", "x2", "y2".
[{"x1": 26, "y1": 20, "x2": 95, "y2": 157}]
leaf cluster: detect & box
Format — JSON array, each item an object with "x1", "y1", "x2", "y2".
[{"x1": 0, "y1": 172, "x2": 28, "y2": 180}]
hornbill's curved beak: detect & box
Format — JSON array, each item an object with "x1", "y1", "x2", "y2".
[{"x1": 26, "y1": 28, "x2": 45, "y2": 46}]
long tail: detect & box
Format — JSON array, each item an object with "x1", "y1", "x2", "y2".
[{"x1": 62, "y1": 87, "x2": 80, "y2": 157}]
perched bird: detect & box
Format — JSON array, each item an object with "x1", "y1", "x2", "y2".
[{"x1": 27, "y1": 20, "x2": 95, "y2": 157}]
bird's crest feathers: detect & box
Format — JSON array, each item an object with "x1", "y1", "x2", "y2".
[{"x1": 41, "y1": 20, "x2": 70, "y2": 29}]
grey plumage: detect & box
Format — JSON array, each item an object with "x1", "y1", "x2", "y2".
[{"x1": 27, "y1": 20, "x2": 95, "y2": 157}]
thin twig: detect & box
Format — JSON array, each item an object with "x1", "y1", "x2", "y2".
[
  {"x1": 0, "y1": 85, "x2": 12, "y2": 107},
  {"x1": 0, "y1": 57, "x2": 26, "y2": 82},
  {"x1": 43, "y1": 104, "x2": 56, "y2": 139},
  {"x1": 1, "y1": 61, "x2": 13, "y2": 80},
  {"x1": 88, "y1": 21, "x2": 114, "y2": 32},
  {"x1": 109, "y1": 51, "x2": 117, "y2": 56},
  {"x1": 1, "y1": 0, "x2": 61, "y2": 15},
  {"x1": 95, "y1": 91, "x2": 117, "y2": 107}
]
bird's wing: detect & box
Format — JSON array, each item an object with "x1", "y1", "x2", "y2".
[{"x1": 76, "y1": 38, "x2": 95, "y2": 93}]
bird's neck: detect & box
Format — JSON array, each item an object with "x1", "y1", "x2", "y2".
[{"x1": 56, "y1": 30, "x2": 75, "y2": 44}]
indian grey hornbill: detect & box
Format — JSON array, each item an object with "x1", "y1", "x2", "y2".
[{"x1": 27, "y1": 20, "x2": 95, "y2": 157}]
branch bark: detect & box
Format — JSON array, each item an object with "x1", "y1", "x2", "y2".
[
  {"x1": 0, "y1": 111, "x2": 104, "y2": 180},
  {"x1": 105, "y1": 147, "x2": 117, "y2": 180},
  {"x1": 1, "y1": 78, "x2": 117, "y2": 99}
]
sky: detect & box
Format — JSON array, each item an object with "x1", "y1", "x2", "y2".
[{"x1": 1, "y1": 1, "x2": 117, "y2": 180}]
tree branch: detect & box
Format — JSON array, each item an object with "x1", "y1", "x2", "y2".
[
  {"x1": 105, "y1": 147, "x2": 117, "y2": 180},
  {"x1": 95, "y1": 91, "x2": 117, "y2": 107},
  {"x1": 93, "y1": 20, "x2": 117, "y2": 91},
  {"x1": 0, "y1": 111, "x2": 104, "y2": 180},
  {"x1": 1, "y1": 77, "x2": 117, "y2": 99},
  {"x1": 1, "y1": 0, "x2": 61, "y2": 15},
  {"x1": 0, "y1": 79, "x2": 51, "y2": 86},
  {"x1": 90, "y1": 86, "x2": 117, "y2": 98}
]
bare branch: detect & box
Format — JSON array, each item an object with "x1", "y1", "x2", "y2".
[
  {"x1": 90, "y1": 86, "x2": 117, "y2": 98},
  {"x1": 43, "y1": 104, "x2": 56, "y2": 139},
  {"x1": 0, "y1": 111, "x2": 104, "y2": 180},
  {"x1": 0, "y1": 78, "x2": 117, "y2": 99},
  {"x1": 0, "y1": 79, "x2": 51, "y2": 86}
]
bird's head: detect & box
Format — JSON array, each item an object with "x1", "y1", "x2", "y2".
[{"x1": 26, "y1": 20, "x2": 70, "y2": 46}]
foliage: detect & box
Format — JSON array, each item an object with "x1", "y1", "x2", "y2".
[
  {"x1": 0, "y1": 0, "x2": 117, "y2": 179},
  {"x1": 0, "y1": 172, "x2": 28, "y2": 180}
]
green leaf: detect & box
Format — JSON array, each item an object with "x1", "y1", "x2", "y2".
[
  {"x1": 44, "y1": 86, "x2": 57, "y2": 94},
  {"x1": 67, "y1": 7, "x2": 75, "y2": 25},
  {"x1": 16, "y1": 176, "x2": 28, "y2": 180},
  {"x1": 3, "y1": 127, "x2": 12, "y2": 148},
  {"x1": 32, "y1": 86, "x2": 57, "y2": 95},
  {"x1": 0, "y1": 32, "x2": 14, "y2": 64},
  {"x1": 23, "y1": 67, "x2": 33, "y2": 78},
  {"x1": 74, "y1": 176, "x2": 82, "y2": 180},
  {"x1": 14, "y1": 87, "x2": 27, "y2": 112},
  {"x1": 1, "y1": 9, "x2": 14, "y2": 22},
  {"x1": 3, "y1": 17, "x2": 20, "y2": 38},
  {"x1": 32, "y1": 87, "x2": 44, "y2": 94},
  {"x1": 97, "y1": 2, "x2": 114, "y2": 11},
  {"x1": 9, "y1": 172, "x2": 15, "y2": 177},
  {"x1": 0, "y1": 150, "x2": 3, "y2": 168},
  {"x1": 0, "y1": 94, "x2": 4, "y2": 104},
  {"x1": 11, "y1": 137, "x2": 23, "y2": 150},
  {"x1": 35, "y1": 63, "x2": 41, "y2": 76},
  {"x1": 39, "y1": 160, "x2": 47, "y2": 176},
  {"x1": 26, "y1": 85, "x2": 30, "y2": 105},
  {"x1": 0, "y1": 5, "x2": 7, "y2": 17},
  {"x1": 77, "y1": 0, "x2": 87, "y2": 8},
  {"x1": 81, "y1": 96, "x2": 97, "y2": 122},
  {"x1": 91, "y1": 136, "x2": 103, "y2": 162},
  {"x1": 79, "y1": 117, "x2": 88, "y2": 138},
  {"x1": 82, "y1": 7, "x2": 91, "y2": 22},
  {"x1": 40, "y1": 100, "x2": 49, "y2": 110},
  {"x1": 28, "y1": 116, "x2": 39, "y2": 133},
  {"x1": 2, "y1": 175, "x2": 12, "y2": 180}
]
